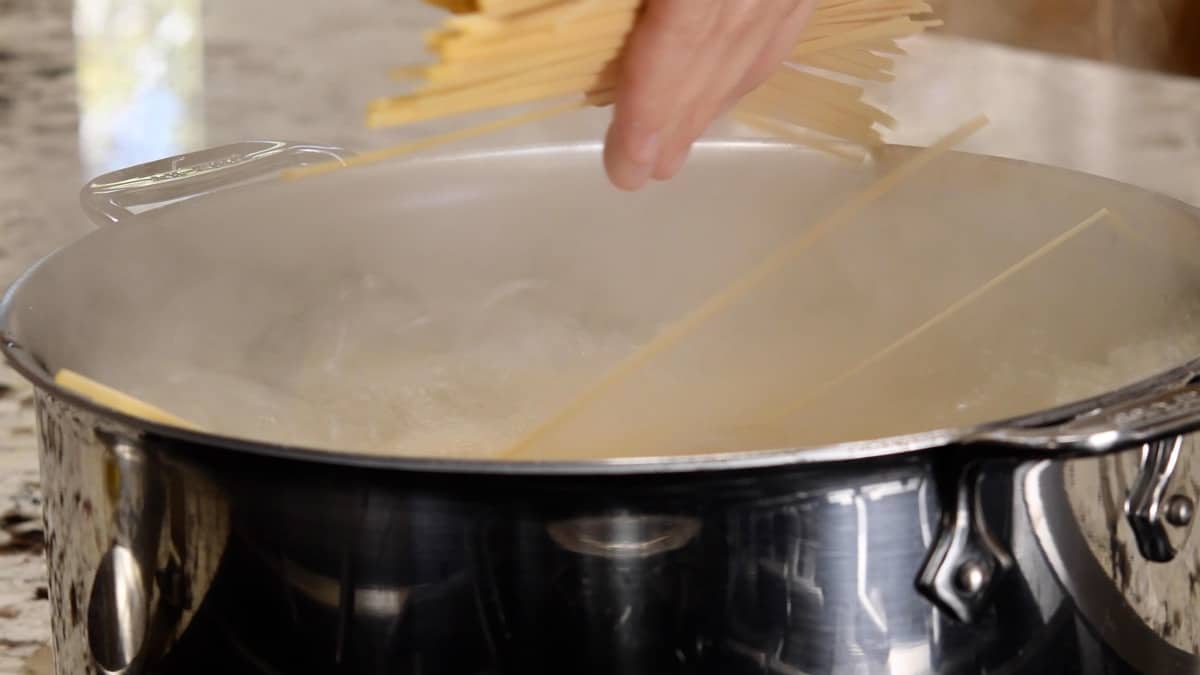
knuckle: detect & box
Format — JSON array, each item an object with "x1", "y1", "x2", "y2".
[
  {"x1": 616, "y1": 81, "x2": 677, "y2": 132},
  {"x1": 623, "y1": 96, "x2": 667, "y2": 129}
]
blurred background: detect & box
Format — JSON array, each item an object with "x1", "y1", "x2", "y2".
[
  {"x1": 1, "y1": 0, "x2": 1197, "y2": 296},
  {"x1": 930, "y1": 0, "x2": 1200, "y2": 76}
]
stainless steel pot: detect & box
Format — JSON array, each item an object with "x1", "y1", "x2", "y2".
[{"x1": 6, "y1": 139, "x2": 1200, "y2": 674}]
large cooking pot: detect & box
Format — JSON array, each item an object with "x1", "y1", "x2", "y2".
[{"x1": 6, "y1": 138, "x2": 1200, "y2": 674}]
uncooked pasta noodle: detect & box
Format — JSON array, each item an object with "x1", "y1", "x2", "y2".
[
  {"x1": 54, "y1": 368, "x2": 203, "y2": 431},
  {"x1": 289, "y1": 0, "x2": 939, "y2": 177},
  {"x1": 284, "y1": 94, "x2": 609, "y2": 180},
  {"x1": 373, "y1": 0, "x2": 936, "y2": 133}
]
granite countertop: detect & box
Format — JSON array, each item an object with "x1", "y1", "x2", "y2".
[{"x1": 1, "y1": 0, "x2": 1198, "y2": 672}]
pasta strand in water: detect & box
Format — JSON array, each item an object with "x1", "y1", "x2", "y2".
[
  {"x1": 55, "y1": 369, "x2": 203, "y2": 431},
  {"x1": 497, "y1": 115, "x2": 990, "y2": 460},
  {"x1": 740, "y1": 208, "x2": 1115, "y2": 444}
]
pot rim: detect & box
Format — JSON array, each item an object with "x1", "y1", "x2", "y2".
[{"x1": 6, "y1": 139, "x2": 1200, "y2": 475}]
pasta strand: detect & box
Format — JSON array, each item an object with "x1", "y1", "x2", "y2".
[
  {"x1": 745, "y1": 208, "x2": 1114, "y2": 434},
  {"x1": 361, "y1": 0, "x2": 940, "y2": 160},
  {"x1": 498, "y1": 115, "x2": 990, "y2": 460}
]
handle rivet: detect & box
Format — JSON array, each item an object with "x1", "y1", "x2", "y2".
[
  {"x1": 1166, "y1": 495, "x2": 1194, "y2": 527},
  {"x1": 954, "y1": 560, "x2": 989, "y2": 596}
]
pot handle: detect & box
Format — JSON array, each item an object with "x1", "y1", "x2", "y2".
[
  {"x1": 964, "y1": 364, "x2": 1200, "y2": 456},
  {"x1": 918, "y1": 363, "x2": 1200, "y2": 624},
  {"x1": 80, "y1": 140, "x2": 354, "y2": 227}
]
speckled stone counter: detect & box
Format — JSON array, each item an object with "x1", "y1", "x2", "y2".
[{"x1": 0, "y1": 1, "x2": 1198, "y2": 672}]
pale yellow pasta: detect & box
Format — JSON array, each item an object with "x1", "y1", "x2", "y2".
[{"x1": 341, "y1": 0, "x2": 940, "y2": 168}]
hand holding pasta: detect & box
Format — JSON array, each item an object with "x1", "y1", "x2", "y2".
[
  {"x1": 355, "y1": 1, "x2": 941, "y2": 190},
  {"x1": 605, "y1": 0, "x2": 818, "y2": 190}
]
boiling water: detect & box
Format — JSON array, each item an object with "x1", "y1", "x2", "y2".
[
  {"x1": 57, "y1": 247, "x2": 1200, "y2": 461},
  {"x1": 129, "y1": 275, "x2": 648, "y2": 458},
  {"x1": 126, "y1": 290, "x2": 1200, "y2": 461}
]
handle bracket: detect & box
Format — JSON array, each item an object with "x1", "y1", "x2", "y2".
[
  {"x1": 1125, "y1": 436, "x2": 1195, "y2": 563},
  {"x1": 965, "y1": 366, "x2": 1200, "y2": 456},
  {"x1": 916, "y1": 456, "x2": 1014, "y2": 624},
  {"x1": 921, "y1": 364, "x2": 1200, "y2": 624}
]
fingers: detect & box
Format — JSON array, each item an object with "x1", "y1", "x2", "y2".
[
  {"x1": 604, "y1": 0, "x2": 721, "y2": 191},
  {"x1": 605, "y1": 0, "x2": 817, "y2": 190},
  {"x1": 655, "y1": 0, "x2": 819, "y2": 181},
  {"x1": 651, "y1": 0, "x2": 802, "y2": 181}
]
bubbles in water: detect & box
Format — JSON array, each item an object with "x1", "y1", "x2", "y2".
[{"x1": 141, "y1": 272, "x2": 647, "y2": 458}]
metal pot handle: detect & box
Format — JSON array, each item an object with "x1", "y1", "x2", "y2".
[
  {"x1": 918, "y1": 363, "x2": 1200, "y2": 624},
  {"x1": 80, "y1": 140, "x2": 354, "y2": 227},
  {"x1": 964, "y1": 364, "x2": 1200, "y2": 455}
]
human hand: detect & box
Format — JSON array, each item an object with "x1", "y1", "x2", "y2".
[{"x1": 603, "y1": 0, "x2": 817, "y2": 191}]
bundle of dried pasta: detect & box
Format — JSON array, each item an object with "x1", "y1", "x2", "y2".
[{"x1": 366, "y1": 0, "x2": 939, "y2": 156}]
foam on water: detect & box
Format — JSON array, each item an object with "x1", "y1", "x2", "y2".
[{"x1": 136, "y1": 274, "x2": 647, "y2": 458}]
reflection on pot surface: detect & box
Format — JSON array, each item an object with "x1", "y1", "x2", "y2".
[
  {"x1": 38, "y1": 394, "x2": 229, "y2": 675},
  {"x1": 32, "y1": 389, "x2": 1200, "y2": 673}
]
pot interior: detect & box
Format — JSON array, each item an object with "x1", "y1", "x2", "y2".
[{"x1": 6, "y1": 141, "x2": 1200, "y2": 461}]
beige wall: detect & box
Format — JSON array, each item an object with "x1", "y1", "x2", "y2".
[{"x1": 927, "y1": 0, "x2": 1200, "y2": 76}]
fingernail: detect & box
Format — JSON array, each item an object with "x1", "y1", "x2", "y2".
[
  {"x1": 614, "y1": 132, "x2": 660, "y2": 190},
  {"x1": 654, "y1": 144, "x2": 691, "y2": 181},
  {"x1": 628, "y1": 130, "x2": 661, "y2": 166}
]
